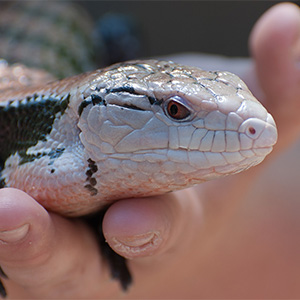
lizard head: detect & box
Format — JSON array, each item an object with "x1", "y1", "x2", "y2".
[{"x1": 77, "y1": 60, "x2": 277, "y2": 200}]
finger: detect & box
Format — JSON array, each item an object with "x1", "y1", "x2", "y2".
[
  {"x1": 103, "y1": 188, "x2": 203, "y2": 260},
  {"x1": 249, "y1": 2, "x2": 300, "y2": 150},
  {"x1": 250, "y1": 2, "x2": 300, "y2": 99},
  {"x1": 0, "y1": 188, "x2": 114, "y2": 299}
]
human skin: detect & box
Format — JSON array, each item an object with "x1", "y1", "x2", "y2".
[{"x1": 0, "y1": 2, "x2": 300, "y2": 298}]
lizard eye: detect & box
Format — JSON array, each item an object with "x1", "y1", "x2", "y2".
[{"x1": 165, "y1": 97, "x2": 191, "y2": 120}]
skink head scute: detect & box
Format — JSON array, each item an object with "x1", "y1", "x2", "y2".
[{"x1": 78, "y1": 94, "x2": 106, "y2": 116}]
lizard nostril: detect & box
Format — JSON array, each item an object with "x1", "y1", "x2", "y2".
[
  {"x1": 239, "y1": 118, "x2": 265, "y2": 140},
  {"x1": 239, "y1": 117, "x2": 277, "y2": 150},
  {"x1": 248, "y1": 126, "x2": 256, "y2": 135}
]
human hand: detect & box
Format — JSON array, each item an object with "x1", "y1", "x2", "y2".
[
  {"x1": 1, "y1": 2, "x2": 300, "y2": 298},
  {"x1": 0, "y1": 187, "x2": 204, "y2": 298}
]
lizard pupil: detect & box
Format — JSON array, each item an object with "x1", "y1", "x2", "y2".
[{"x1": 170, "y1": 103, "x2": 178, "y2": 116}]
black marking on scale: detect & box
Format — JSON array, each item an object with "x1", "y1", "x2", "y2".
[
  {"x1": 147, "y1": 96, "x2": 156, "y2": 105},
  {"x1": 48, "y1": 148, "x2": 65, "y2": 160},
  {"x1": 149, "y1": 97, "x2": 162, "y2": 106},
  {"x1": 91, "y1": 94, "x2": 105, "y2": 105},
  {"x1": 17, "y1": 147, "x2": 65, "y2": 165},
  {"x1": 134, "y1": 63, "x2": 150, "y2": 70},
  {"x1": 106, "y1": 85, "x2": 162, "y2": 107},
  {"x1": 78, "y1": 94, "x2": 106, "y2": 116},
  {"x1": 164, "y1": 71, "x2": 174, "y2": 78},
  {"x1": 84, "y1": 158, "x2": 98, "y2": 196},
  {"x1": 107, "y1": 85, "x2": 135, "y2": 94},
  {"x1": 0, "y1": 93, "x2": 70, "y2": 164}
]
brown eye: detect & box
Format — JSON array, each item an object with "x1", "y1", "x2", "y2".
[{"x1": 166, "y1": 99, "x2": 191, "y2": 120}]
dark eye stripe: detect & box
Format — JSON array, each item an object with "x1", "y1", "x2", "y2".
[{"x1": 105, "y1": 86, "x2": 161, "y2": 106}]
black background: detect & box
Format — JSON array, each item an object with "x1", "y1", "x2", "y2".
[{"x1": 77, "y1": 1, "x2": 300, "y2": 58}]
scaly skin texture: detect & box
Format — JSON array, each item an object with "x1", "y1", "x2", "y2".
[{"x1": 0, "y1": 59, "x2": 277, "y2": 216}]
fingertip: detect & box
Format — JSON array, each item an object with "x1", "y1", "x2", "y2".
[
  {"x1": 0, "y1": 188, "x2": 50, "y2": 239},
  {"x1": 249, "y1": 3, "x2": 300, "y2": 95},
  {"x1": 250, "y1": 3, "x2": 300, "y2": 55},
  {"x1": 0, "y1": 188, "x2": 106, "y2": 298},
  {"x1": 103, "y1": 190, "x2": 203, "y2": 260},
  {"x1": 0, "y1": 188, "x2": 54, "y2": 296},
  {"x1": 0, "y1": 188, "x2": 52, "y2": 265},
  {"x1": 103, "y1": 196, "x2": 178, "y2": 259}
]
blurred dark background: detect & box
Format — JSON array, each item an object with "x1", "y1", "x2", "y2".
[
  {"x1": 77, "y1": 1, "x2": 300, "y2": 58},
  {"x1": 1, "y1": 1, "x2": 299, "y2": 76}
]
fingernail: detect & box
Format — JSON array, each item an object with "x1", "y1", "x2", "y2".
[
  {"x1": 112, "y1": 231, "x2": 162, "y2": 257},
  {"x1": 0, "y1": 224, "x2": 29, "y2": 243}
]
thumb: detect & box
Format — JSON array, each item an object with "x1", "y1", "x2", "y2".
[
  {"x1": 249, "y1": 2, "x2": 300, "y2": 99},
  {"x1": 249, "y1": 2, "x2": 300, "y2": 150}
]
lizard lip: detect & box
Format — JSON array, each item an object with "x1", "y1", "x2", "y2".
[
  {"x1": 252, "y1": 146, "x2": 274, "y2": 157},
  {"x1": 253, "y1": 123, "x2": 278, "y2": 149}
]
